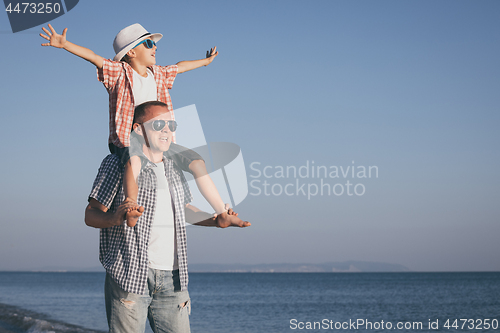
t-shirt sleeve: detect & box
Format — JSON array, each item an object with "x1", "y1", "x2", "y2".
[
  {"x1": 160, "y1": 64, "x2": 178, "y2": 89},
  {"x1": 97, "y1": 59, "x2": 124, "y2": 90},
  {"x1": 88, "y1": 154, "x2": 123, "y2": 208}
]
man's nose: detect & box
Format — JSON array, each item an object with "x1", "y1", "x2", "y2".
[{"x1": 161, "y1": 124, "x2": 171, "y2": 133}]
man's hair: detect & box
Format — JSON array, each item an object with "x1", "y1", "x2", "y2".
[{"x1": 133, "y1": 101, "x2": 169, "y2": 128}]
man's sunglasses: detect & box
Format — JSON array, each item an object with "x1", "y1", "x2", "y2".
[
  {"x1": 133, "y1": 39, "x2": 156, "y2": 49},
  {"x1": 141, "y1": 120, "x2": 177, "y2": 132}
]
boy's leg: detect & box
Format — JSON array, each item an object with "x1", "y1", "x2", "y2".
[
  {"x1": 167, "y1": 143, "x2": 227, "y2": 215},
  {"x1": 105, "y1": 273, "x2": 151, "y2": 333},
  {"x1": 190, "y1": 160, "x2": 227, "y2": 214},
  {"x1": 124, "y1": 156, "x2": 144, "y2": 227},
  {"x1": 111, "y1": 138, "x2": 145, "y2": 228}
]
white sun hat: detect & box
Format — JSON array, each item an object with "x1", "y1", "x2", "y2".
[{"x1": 113, "y1": 23, "x2": 163, "y2": 61}]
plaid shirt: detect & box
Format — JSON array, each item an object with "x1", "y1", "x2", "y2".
[
  {"x1": 89, "y1": 154, "x2": 192, "y2": 295},
  {"x1": 97, "y1": 59, "x2": 178, "y2": 148}
]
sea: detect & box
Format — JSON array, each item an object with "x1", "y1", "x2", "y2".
[{"x1": 0, "y1": 272, "x2": 499, "y2": 333}]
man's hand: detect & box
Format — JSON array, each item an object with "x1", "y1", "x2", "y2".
[
  {"x1": 213, "y1": 203, "x2": 232, "y2": 218},
  {"x1": 109, "y1": 203, "x2": 131, "y2": 227},
  {"x1": 111, "y1": 198, "x2": 142, "y2": 227},
  {"x1": 186, "y1": 204, "x2": 250, "y2": 227},
  {"x1": 216, "y1": 209, "x2": 251, "y2": 228},
  {"x1": 40, "y1": 24, "x2": 67, "y2": 48},
  {"x1": 85, "y1": 197, "x2": 141, "y2": 229},
  {"x1": 205, "y1": 46, "x2": 218, "y2": 65}
]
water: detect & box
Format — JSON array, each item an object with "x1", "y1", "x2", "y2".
[{"x1": 0, "y1": 272, "x2": 499, "y2": 332}]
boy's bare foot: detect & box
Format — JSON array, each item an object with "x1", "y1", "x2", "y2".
[
  {"x1": 216, "y1": 211, "x2": 250, "y2": 228},
  {"x1": 126, "y1": 205, "x2": 144, "y2": 227}
]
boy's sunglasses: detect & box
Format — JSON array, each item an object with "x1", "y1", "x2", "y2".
[
  {"x1": 142, "y1": 120, "x2": 177, "y2": 132},
  {"x1": 133, "y1": 39, "x2": 156, "y2": 49}
]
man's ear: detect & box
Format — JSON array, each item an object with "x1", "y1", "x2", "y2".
[{"x1": 132, "y1": 123, "x2": 142, "y2": 136}]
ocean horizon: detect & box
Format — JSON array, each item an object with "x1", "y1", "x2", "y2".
[
  {"x1": 0, "y1": 260, "x2": 414, "y2": 273},
  {"x1": 0, "y1": 272, "x2": 499, "y2": 332}
]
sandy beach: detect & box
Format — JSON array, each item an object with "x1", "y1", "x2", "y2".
[
  {"x1": 0, "y1": 303, "x2": 103, "y2": 333},
  {"x1": 0, "y1": 326, "x2": 19, "y2": 333}
]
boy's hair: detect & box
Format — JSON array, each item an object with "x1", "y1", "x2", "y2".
[{"x1": 133, "y1": 101, "x2": 169, "y2": 128}]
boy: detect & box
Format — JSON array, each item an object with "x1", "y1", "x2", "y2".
[{"x1": 40, "y1": 23, "x2": 229, "y2": 226}]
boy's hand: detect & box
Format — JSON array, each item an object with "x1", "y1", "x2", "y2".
[
  {"x1": 39, "y1": 24, "x2": 104, "y2": 68},
  {"x1": 40, "y1": 24, "x2": 67, "y2": 48},
  {"x1": 205, "y1": 46, "x2": 218, "y2": 65},
  {"x1": 177, "y1": 47, "x2": 219, "y2": 72}
]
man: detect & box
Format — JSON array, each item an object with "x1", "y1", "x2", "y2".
[{"x1": 85, "y1": 100, "x2": 250, "y2": 333}]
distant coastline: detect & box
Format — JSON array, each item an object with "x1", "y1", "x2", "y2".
[
  {"x1": 1, "y1": 261, "x2": 411, "y2": 273},
  {"x1": 188, "y1": 261, "x2": 411, "y2": 273}
]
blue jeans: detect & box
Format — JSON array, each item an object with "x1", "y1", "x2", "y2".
[{"x1": 105, "y1": 269, "x2": 191, "y2": 333}]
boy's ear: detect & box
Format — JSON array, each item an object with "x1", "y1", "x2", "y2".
[{"x1": 126, "y1": 49, "x2": 136, "y2": 59}]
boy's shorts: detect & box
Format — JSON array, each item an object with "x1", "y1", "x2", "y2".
[{"x1": 108, "y1": 135, "x2": 204, "y2": 174}]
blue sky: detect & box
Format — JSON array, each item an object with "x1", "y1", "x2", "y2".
[{"x1": 0, "y1": 0, "x2": 499, "y2": 271}]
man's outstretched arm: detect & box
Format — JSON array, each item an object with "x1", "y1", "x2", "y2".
[
  {"x1": 185, "y1": 204, "x2": 250, "y2": 228},
  {"x1": 40, "y1": 24, "x2": 104, "y2": 69}
]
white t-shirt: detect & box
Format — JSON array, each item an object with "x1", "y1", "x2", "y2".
[
  {"x1": 132, "y1": 68, "x2": 157, "y2": 106},
  {"x1": 148, "y1": 162, "x2": 178, "y2": 270}
]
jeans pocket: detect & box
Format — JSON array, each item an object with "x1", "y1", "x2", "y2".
[{"x1": 179, "y1": 297, "x2": 191, "y2": 316}]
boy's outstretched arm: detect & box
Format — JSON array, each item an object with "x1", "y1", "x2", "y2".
[
  {"x1": 40, "y1": 24, "x2": 104, "y2": 69},
  {"x1": 176, "y1": 46, "x2": 218, "y2": 73}
]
